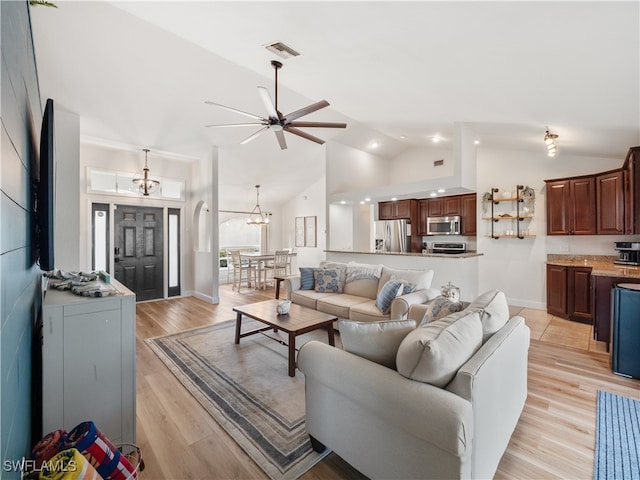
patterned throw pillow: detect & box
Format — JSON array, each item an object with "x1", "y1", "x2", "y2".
[
  {"x1": 375, "y1": 279, "x2": 404, "y2": 313},
  {"x1": 299, "y1": 267, "x2": 318, "y2": 290},
  {"x1": 314, "y1": 268, "x2": 345, "y2": 293},
  {"x1": 420, "y1": 296, "x2": 464, "y2": 326}
]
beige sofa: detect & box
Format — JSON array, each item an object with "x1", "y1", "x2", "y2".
[
  {"x1": 298, "y1": 290, "x2": 530, "y2": 479},
  {"x1": 283, "y1": 261, "x2": 438, "y2": 322}
]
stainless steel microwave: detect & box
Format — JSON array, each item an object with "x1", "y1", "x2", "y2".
[{"x1": 427, "y1": 216, "x2": 461, "y2": 235}]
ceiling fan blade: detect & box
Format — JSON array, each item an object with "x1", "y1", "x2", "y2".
[
  {"x1": 285, "y1": 126, "x2": 325, "y2": 145},
  {"x1": 205, "y1": 122, "x2": 266, "y2": 128},
  {"x1": 258, "y1": 87, "x2": 279, "y2": 120},
  {"x1": 283, "y1": 100, "x2": 330, "y2": 123},
  {"x1": 204, "y1": 100, "x2": 266, "y2": 121},
  {"x1": 287, "y1": 121, "x2": 347, "y2": 129},
  {"x1": 240, "y1": 126, "x2": 269, "y2": 145},
  {"x1": 274, "y1": 130, "x2": 288, "y2": 150}
]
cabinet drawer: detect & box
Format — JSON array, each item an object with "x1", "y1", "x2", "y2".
[{"x1": 63, "y1": 297, "x2": 122, "y2": 316}]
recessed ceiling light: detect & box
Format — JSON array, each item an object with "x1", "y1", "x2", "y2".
[
  {"x1": 399, "y1": 135, "x2": 407, "y2": 140},
  {"x1": 432, "y1": 135, "x2": 441, "y2": 144},
  {"x1": 340, "y1": 200, "x2": 346, "y2": 204},
  {"x1": 370, "y1": 142, "x2": 379, "y2": 149},
  {"x1": 437, "y1": 189, "x2": 445, "y2": 193},
  {"x1": 391, "y1": 197, "x2": 398, "y2": 201},
  {"x1": 430, "y1": 192, "x2": 437, "y2": 197},
  {"x1": 364, "y1": 197, "x2": 371, "y2": 202},
  {"x1": 359, "y1": 201, "x2": 365, "y2": 204},
  {"x1": 474, "y1": 140, "x2": 480, "y2": 145}
]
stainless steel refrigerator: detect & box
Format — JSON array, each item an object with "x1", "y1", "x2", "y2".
[
  {"x1": 373, "y1": 220, "x2": 410, "y2": 253},
  {"x1": 612, "y1": 283, "x2": 640, "y2": 379}
]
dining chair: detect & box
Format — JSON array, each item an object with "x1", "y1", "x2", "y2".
[
  {"x1": 229, "y1": 250, "x2": 255, "y2": 291},
  {"x1": 263, "y1": 250, "x2": 290, "y2": 286}
]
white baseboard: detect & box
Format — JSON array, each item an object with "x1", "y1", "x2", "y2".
[
  {"x1": 192, "y1": 291, "x2": 220, "y2": 304},
  {"x1": 507, "y1": 297, "x2": 546, "y2": 311}
]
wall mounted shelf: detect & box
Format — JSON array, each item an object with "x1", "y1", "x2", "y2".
[{"x1": 484, "y1": 185, "x2": 534, "y2": 239}]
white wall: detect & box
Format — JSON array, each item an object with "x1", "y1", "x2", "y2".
[
  {"x1": 281, "y1": 176, "x2": 327, "y2": 270},
  {"x1": 328, "y1": 204, "x2": 355, "y2": 251},
  {"x1": 476, "y1": 147, "x2": 629, "y2": 309},
  {"x1": 389, "y1": 146, "x2": 454, "y2": 184},
  {"x1": 326, "y1": 142, "x2": 390, "y2": 196}
]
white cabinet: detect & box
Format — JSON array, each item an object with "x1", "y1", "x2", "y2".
[{"x1": 41, "y1": 279, "x2": 136, "y2": 444}]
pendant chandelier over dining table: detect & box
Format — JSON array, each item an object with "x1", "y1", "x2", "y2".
[
  {"x1": 247, "y1": 184, "x2": 269, "y2": 225},
  {"x1": 132, "y1": 148, "x2": 160, "y2": 196}
]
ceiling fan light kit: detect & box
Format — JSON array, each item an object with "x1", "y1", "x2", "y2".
[
  {"x1": 544, "y1": 128, "x2": 559, "y2": 157},
  {"x1": 206, "y1": 60, "x2": 346, "y2": 150}
]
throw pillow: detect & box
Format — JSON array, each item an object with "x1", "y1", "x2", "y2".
[
  {"x1": 299, "y1": 267, "x2": 317, "y2": 290},
  {"x1": 420, "y1": 296, "x2": 464, "y2": 326},
  {"x1": 377, "y1": 268, "x2": 434, "y2": 296},
  {"x1": 338, "y1": 319, "x2": 418, "y2": 369},
  {"x1": 314, "y1": 268, "x2": 345, "y2": 293},
  {"x1": 396, "y1": 311, "x2": 483, "y2": 387},
  {"x1": 375, "y1": 279, "x2": 404, "y2": 313},
  {"x1": 467, "y1": 290, "x2": 510, "y2": 342},
  {"x1": 343, "y1": 262, "x2": 383, "y2": 299}
]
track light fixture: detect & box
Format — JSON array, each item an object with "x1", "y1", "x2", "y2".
[{"x1": 544, "y1": 129, "x2": 559, "y2": 158}]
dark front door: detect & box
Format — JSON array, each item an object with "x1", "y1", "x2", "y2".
[{"x1": 114, "y1": 205, "x2": 163, "y2": 301}]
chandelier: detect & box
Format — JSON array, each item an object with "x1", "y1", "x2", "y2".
[
  {"x1": 132, "y1": 148, "x2": 160, "y2": 196},
  {"x1": 247, "y1": 185, "x2": 270, "y2": 225}
]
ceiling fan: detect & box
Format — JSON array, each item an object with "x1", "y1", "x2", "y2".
[{"x1": 205, "y1": 60, "x2": 347, "y2": 150}]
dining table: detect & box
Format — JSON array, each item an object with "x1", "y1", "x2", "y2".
[{"x1": 239, "y1": 252, "x2": 276, "y2": 289}]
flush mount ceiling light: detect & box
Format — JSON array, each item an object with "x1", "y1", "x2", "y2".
[
  {"x1": 544, "y1": 129, "x2": 559, "y2": 157},
  {"x1": 132, "y1": 148, "x2": 160, "y2": 196},
  {"x1": 247, "y1": 185, "x2": 269, "y2": 225}
]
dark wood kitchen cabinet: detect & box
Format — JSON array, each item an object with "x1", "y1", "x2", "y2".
[
  {"x1": 460, "y1": 194, "x2": 477, "y2": 236},
  {"x1": 596, "y1": 170, "x2": 624, "y2": 234},
  {"x1": 427, "y1": 196, "x2": 461, "y2": 217},
  {"x1": 378, "y1": 199, "x2": 415, "y2": 220},
  {"x1": 545, "y1": 176, "x2": 596, "y2": 235},
  {"x1": 546, "y1": 264, "x2": 592, "y2": 323},
  {"x1": 417, "y1": 199, "x2": 429, "y2": 235},
  {"x1": 624, "y1": 146, "x2": 640, "y2": 234},
  {"x1": 592, "y1": 275, "x2": 640, "y2": 346}
]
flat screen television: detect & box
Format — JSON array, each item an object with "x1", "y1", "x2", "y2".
[{"x1": 38, "y1": 98, "x2": 55, "y2": 271}]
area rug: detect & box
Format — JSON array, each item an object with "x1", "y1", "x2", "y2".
[
  {"x1": 594, "y1": 390, "x2": 640, "y2": 480},
  {"x1": 145, "y1": 319, "x2": 335, "y2": 480}
]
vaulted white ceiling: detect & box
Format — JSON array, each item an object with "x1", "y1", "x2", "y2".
[{"x1": 30, "y1": 1, "x2": 640, "y2": 209}]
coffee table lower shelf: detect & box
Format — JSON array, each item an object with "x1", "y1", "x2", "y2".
[{"x1": 233, "y1": 299, "x2": 337, "y2": 377}]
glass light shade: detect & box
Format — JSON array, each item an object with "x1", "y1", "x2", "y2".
[{"x1": 132, "y1": 168, "x2": 160, "y2": 196}]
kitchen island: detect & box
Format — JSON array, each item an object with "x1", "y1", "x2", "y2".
[{"x1": 325, "y1": 250, "x2": 483, "y2": 301}]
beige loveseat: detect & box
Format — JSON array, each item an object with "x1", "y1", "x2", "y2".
[
  {"x1": 283, "y1": 261, "x2": 438, "y2": 322},
  {"x1": 298, "y1": 290, "x2": 530, "y2": 479}
]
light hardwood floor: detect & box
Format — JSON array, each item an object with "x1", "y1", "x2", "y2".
[{"x1": 135, "y1": 285, "x2": 640, "y2": 479}]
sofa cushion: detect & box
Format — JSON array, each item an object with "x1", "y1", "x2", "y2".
[
  {"x1": 314, "y1": 268, "x2": 346, "y2": 293},
  {"x1": 419, "y1": 296, "x2": 464, "y2": 326},
  {"x1": 299, "y1": 267, "x2": 318, "y2": 290},
  {"x1": 349, "y1": 300, "x2": 391, "y2": 322},
  {"x1": 317, "y1": 294, "x2": 371, "y2": 319},
  {"x1": 375, "y1": 279, "x2": 404, "y2": 313},
  {"x1": 338, "y1": 319, "x2": 418, "y2": 369},
  {"x1": 396, "y1": 310, "x2": 483, "y2": 387},
  {"x1": 343, "y1": 262, "x2": 383, "y2": 300},
  {"x1": 291, "y1": 290, "x2": 339, "y2": 309},
  {"x1": 467, "y1": 290, "x2": 510, "y2": 342},
  {"x1": 378, "y1": 268, "x2": 434, "y2": 296}
]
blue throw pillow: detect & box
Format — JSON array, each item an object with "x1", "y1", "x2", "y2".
[
  {"x1": 314, "y1": 268, "x2": 346, "y2": 293},
  {"x1": 299, "y1": 267, "x2": 317, "y2": 290},
  {"x1": 375, "y1": 279, "x2": 403, "y2": 313}
]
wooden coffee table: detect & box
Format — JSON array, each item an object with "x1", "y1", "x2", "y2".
[{"x1": 233, "y1": 299, "x2": 336, "y2": 376}]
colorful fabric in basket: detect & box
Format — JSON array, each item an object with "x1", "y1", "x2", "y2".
[
  {"x1": 38, "y1": 448, "x2": 101, "y2": 480},
  {"x1": 33, "y1": 429, "x2": 67, "y2": 467},
  {"x1": 64, "y1": 422, "x2": 136, "y2": 480}
]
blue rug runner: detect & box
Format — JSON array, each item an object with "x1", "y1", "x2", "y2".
[{"x1": 595, "y1": 390, "x2": 640, "y2": 480}]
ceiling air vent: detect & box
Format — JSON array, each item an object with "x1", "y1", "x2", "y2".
[
  {"x1": 434, "y1": 159, "x2": 445, "y2": 167},
  {"x1": 264, "y1": 41, "x2": 301, "y2": 59}
]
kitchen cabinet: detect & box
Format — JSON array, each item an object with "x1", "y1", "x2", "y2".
[
  {"x1": 624, "y1": 146, "x2": 640, "y2": 234},
  {"x1": 41, "y1": 279, "x2": 136, "y2": 445},
  {"x1": 417, "y1": 199, "x2": 429, "y2": 235},
  {"x1": 545, "y1": 176, "x2": 596, "y2": 235},
  {"x1": 546, "y1": 264, "x2": 592, "y2": 323},
  {"x1": 427, "y1": 198, "x2": 444, "y2": 217},
  {"x1": 378, "y1": 199, "x2": 415, "y2": 220},
  {"x1": 426, "y1": 196, "x2": 461, "y2": 217},
  {"x1": 596, "y1": 170, "x2": 624, "y2": 234},
  {"x1": 460, "y1": 194, "x2": 477, "y2": 236},
  {"x1": 593, "y1": 275, "x2": 640, "y2": 346}
]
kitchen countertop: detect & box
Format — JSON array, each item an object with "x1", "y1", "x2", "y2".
[
  {"x1": 547, "y1": 254, "x2": 640, "y2": 279},
  {"x1": 325, "y1": 250, "x2": 483, "y2": 259}
]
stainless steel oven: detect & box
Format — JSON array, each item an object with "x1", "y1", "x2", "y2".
[{"x1": 427, "y1": 216, "x2": 461, "y2": 236}]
